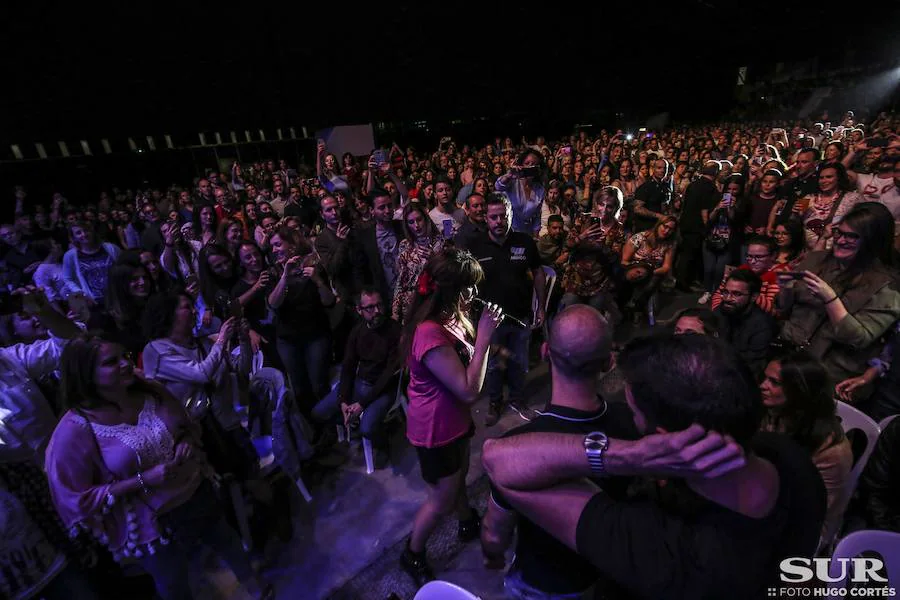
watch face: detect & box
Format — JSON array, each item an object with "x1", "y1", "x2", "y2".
[{"x1": 585, "y1": 432, "x2": 609, "y2": 451}]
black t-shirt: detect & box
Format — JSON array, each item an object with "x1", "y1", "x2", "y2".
[
  {"x1": 633, "y1": 179, "x2": 671, "y2": 232},
  {"x1": 272, "y1": 274, "x2": 332, "y2": 339},
  {"x1": 679, "y1": 177, "x2": 719, "y2": 234},
  {"x1": 465, "y1": 231, "x2": 540, "y2": 325},
  {"x1": 492, "y1": 401, "x2": 639, "y2": 595},
  {"x1": 575, "y1": 432, "x2": 825, "y2": 600}
]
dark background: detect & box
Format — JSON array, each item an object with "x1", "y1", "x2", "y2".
[{"x1": 3, "y1": 2, "x2": 900, "y2": 200}]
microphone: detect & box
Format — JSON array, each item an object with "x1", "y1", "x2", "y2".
[{"x1": 472, "y1": 297, "x2": 529, "y2": 329}]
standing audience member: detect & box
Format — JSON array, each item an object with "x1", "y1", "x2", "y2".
[
  {"x1": 466, "y1": 194, "x2": 546, "y2": 425},
  {"x1": 392, "y1": 203, "x2": 445, "y2": 323},
  {"x1": 353, "y1": 189, "x2": 403, "y2": 306},
  {"x1": 495, "y1": 149, "x2": 546, "y2": 236},
  {"x1": 45, "y1": 334, "x2": 274, "y2": 600}
]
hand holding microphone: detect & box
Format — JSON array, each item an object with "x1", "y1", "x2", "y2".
[{"x1": 476, "y1": 300, "x2": 504, "y2": 339}]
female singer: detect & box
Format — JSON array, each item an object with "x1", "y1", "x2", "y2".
[{"x1": 398, "y1": 248, "x2": 503, "y2": 585}]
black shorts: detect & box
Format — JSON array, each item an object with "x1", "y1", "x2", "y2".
[{"x1": 414, "y1": 426, "x2": 474, "y2": 485}]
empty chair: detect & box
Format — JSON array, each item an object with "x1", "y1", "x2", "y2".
[
  {"x1": 828, "y1": 530, "x2": 900, "y2": 590},
  {"x1": 413, "y1": 580, "x2": 482, "y2": 600},
  {"x1": 821, "y1": 401, "x2": 883, "y2": 547}
]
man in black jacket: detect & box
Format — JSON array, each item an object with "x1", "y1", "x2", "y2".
[
  {"x1": 352, "y1": 189, "x2": 403, "y2": 305},
  {"x1": 454, "y1": 192, "x2": 487, "y2": 249},
  {"x1": 676, "y1": 162, "x2": 721, "y2": 292},
  {"x1": 713, "y1": 269, "x2": 775, "y2": 379},
  {"x1": 632, "y1": 158, "x2": 671, "y2": 232}
]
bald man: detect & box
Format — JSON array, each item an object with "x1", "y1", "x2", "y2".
[{"x1": 480, "y1": 306, "x2": 638, "y2": 599}]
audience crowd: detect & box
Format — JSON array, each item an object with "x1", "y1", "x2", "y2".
[{"x1": 2, "y1": 109, "x2": 900, "y2": 600}]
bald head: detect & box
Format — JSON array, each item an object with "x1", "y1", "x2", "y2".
[{"x1": 547, "y1": 305, "x2": 612, "y2": 380}]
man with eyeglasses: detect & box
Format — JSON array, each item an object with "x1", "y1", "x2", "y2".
[
  {"x1": 310, "y1": 288, "x2": 401, "y2": 469},
  {"x1": 712, "y1": 269, "x2": 776, "y2": 378},
  {"x1": 711, "y1": 236, "x2": 780, "y2": 316}
]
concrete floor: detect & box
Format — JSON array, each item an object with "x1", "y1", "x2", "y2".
[{"x1": 206, "y1": 288, "x2": 697, "y2": 600}]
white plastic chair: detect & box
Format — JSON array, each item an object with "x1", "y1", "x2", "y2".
[
  {"x1": 821, "y1": 401, "x2": 883, "y2": 547},
  {"x1": 413, "y1": 580, "x2": 482, "y2": 600},
  {"x1": 361, "y1": 371, "x2": 408, "y2": 474},
  {"x1": 532, "y1": 265, "x2": 557, "y2": 323},
  {"x1": 836, "y1": 401, "x2": 882, "y2": 494},
  {"x1": 828, "y1": 530, "x2": 900, "y2": 590},
  {"x1": 878, "y1": 414, "x2": 897, "y2": 431}
]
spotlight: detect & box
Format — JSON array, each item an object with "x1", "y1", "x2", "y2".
[{"x1": 626, "y1": 133, "x2": 634, "y2": 141}]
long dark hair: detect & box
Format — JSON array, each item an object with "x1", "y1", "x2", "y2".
[
  {"x1": 400, "y1": 202, "x2": 437, "y2": 243},
  {"x1": 142, "y1": 289, "x2": 190, "y2": 342},
  {"x1": 399, "y1": 248, "x2": 484, "y2": 366},
  {"x1": 60, "y1": 333, "x2": 157, "y2": 411},
  {"x1": 832, "y1": 202, "x2": 896, "y2": 286},
  {"x1": 764, "y1": 352, "x2": 844, "y2": 454},
  {"x1": 198, "y1": 243, "x2": 237, "y2": 311},
  {"x1": 104, "y1": 262, "x2": 155, "y2": 326},
  {"x1": 192, "y1": 202, "x2": 219, "y2": 237},
  {"x1": 774, "y1": 218, "x2": 805, "y2": 263}
]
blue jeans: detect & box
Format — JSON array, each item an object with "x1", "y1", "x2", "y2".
[
  {"x1": 276, "y1": 333, "x2": 331, "y2": 413},
  {"x1": 486, "y1": 322, "x2": 531, "y2": 405},
  {"x1": 311, "y1": 378, "x2": 395, "y2": 446},
  {"x1": 504, "y1": 568, "x2": 585, "y2": 600},
  {"x1": 702, "y1": 246, "x2": 730, "y2": 293},
  {"x1": 137, "y1": 483, "x2": 256, "y2": 600}
]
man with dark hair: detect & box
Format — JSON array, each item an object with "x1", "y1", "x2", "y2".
[
  {"x1": 315, "y1": 194, "x2": 354, "y2": 303},
  {"x1": 537, "y1": 214, "x2": 567, "y2": 267},
  {"x1": 454, "y1": 192, "x2": 487, "y2": 248},
  {"x1": 483, "y1": 334, "x2": 826, "y2": 600},
  {"x1": 710, "y1": 235, "x2": 780, "y2": 315},
  {"x1": 310, "y1": 288, "x2": 400, "y2": 468},
  {"x1": 427, "y1": 176, "x2": 464, "y2": 236},
  {"x1": 353, "y1": 189, "x2": 403, "y2": 305},
  {"x1": 481, "y1": 306, "x2": 637, "y2": 598},
  {"x1": 776, "y1": 148, "x2": 819, "y2": 225},
  {"x1": 632, "y1": 158, "x2": 671, "y2": 232},
  {"x1": 671, "y1": 306, "x2": 722, "y2": 337},
  {"x1": 466, "y1": 194, "x2": 546, "y2": 425},
  {"x1": 713, "y1": 269, "x2": 776, "y2": 378}
]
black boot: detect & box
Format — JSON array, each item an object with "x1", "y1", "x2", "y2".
[
  {"x1": 400, "y1": 540, "x2": 435, "y2": 587},
  {"x1": 458, "y1": 511, "x2": 481, "y2": 543},
  {"x1": 484, "y1": 401, "x2": 503, "y2": 427}
]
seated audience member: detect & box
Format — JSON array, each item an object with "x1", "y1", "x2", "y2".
[
  {"x1": 312, "y1": 288, "x2": 402, "y2": 468},
  {"x1": 62, "y1": 221, "x2": 120, "y2": 306},
  {"x1": 481, "y1": 306, "x2": 638, "y2": 599},
  {"x1": 0, "y1": 222, "x2": 43, "y2": 288},
  {"x1": 620, "y1": 215, "x2": 677, "y2": 322},
  {"x1": 771, "y1": 219, "x2": 806, "y2": 271},
  {"x1": 45, "y1": 334, "x2": 274, "y2": 600},
  {"x1": 760, "y1": 353, "x2": 852, "y2": 542},
  {"x1": 537, "y1": 214, "x2": 568, "y2": 268},
  {"x1": 712, "y1": 269, "x2": 776, "y2": 378},
  {"x1": 140, "y1": 291, "x2": 257, "y2": 476},
  {"x1": 837, "y1": 320, "x2": 900, "y2": 422},
  {"x1": 670, "y1": 306, "x2": 722, "y2": 337},
  {"x1": 31, "y1": 237, "x2": 80, "y2": 306},
  {"x1": 483, "y1": 334, "x2": 826, "y2": 600},
  {"x1": 858, "y1": 415, "x2": 900, "y2": 533},
  {"x1": 0, "y1": 288, "x2": 80, "y2": 463},
  {"x1": 101, "y1": 261, "x2": 156, "y2": 358},
  {"x1": 559, "y1": 186, "x2": 627, "y2": 320},
  {"x1": 778, "y1": 202, "x2": 900, "y2": 392},
  {"x1": 710, "y1": 235, "x2": 780, "y2": 316}
]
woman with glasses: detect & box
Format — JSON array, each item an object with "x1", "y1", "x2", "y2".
[
  {"x1": 777, "y1": 202, "x2": 900, "y2": 390},
  {"x1": 771, "y1": 219, "x2": 806, "y2": 271}
]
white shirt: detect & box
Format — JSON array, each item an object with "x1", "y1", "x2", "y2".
[
  {"x1": 856, "y1": 173, "x2": 900, "y2": 227},
  {"x1": 32, "y1": 263, "x2": 79, "y2": 303},
  {"x1": 0, "y1": 336, "x2": 66, "y2": 465}
]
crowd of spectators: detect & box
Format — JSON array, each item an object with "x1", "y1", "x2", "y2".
[{"x1": 2, "y1": 108, "x2": 900, "y2": 599}]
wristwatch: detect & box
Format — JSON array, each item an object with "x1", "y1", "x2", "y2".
[{"x1": 584, "y1": 431, "x2": 609, "y2": 477}]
